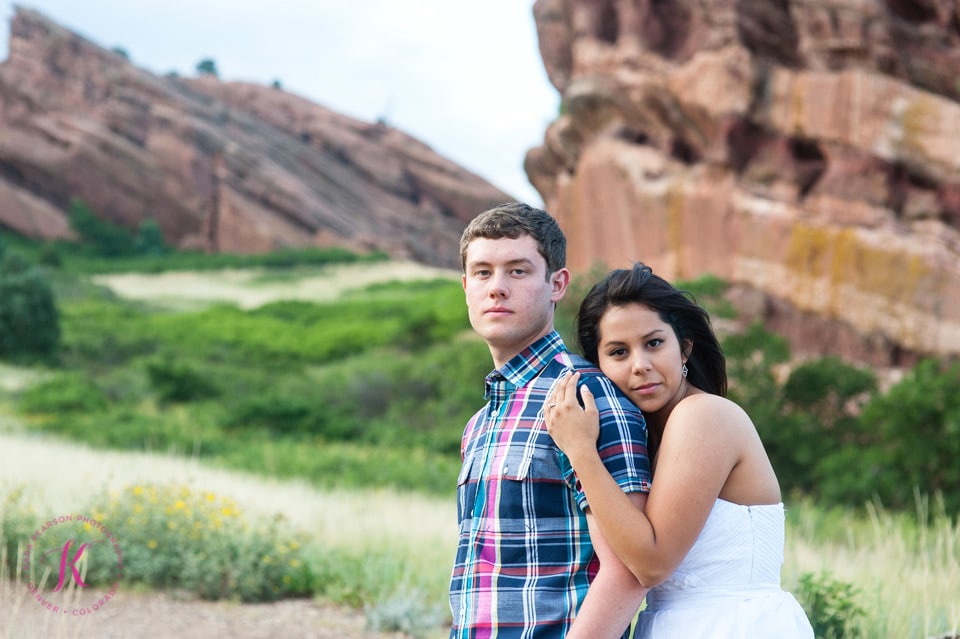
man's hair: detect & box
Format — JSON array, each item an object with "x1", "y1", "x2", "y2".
[{"x1": 459, "y1": 202, "x2": 566, "y2": 277}]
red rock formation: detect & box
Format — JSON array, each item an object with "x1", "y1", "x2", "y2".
[
  {"x1": 0, "y1": 8, "x2": 512, "y2": 268},
  {"x1": 528, "y1": 0, "x2": 960, "y2": 365}
]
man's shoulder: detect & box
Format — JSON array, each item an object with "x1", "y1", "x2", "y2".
[{"x1": 546, "y1": 350, "x2": 599, "y2": 373}]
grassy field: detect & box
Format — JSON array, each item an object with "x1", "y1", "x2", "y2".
[
  {"x1": 2, "y1": 258, "x2": 958, "y2": 638},
  {"x1": 3, "y1": 426, "x2": 958, "y2": 638}
]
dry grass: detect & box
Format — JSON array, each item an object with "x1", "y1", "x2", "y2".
[
  {"x1": 785, "y1": 497, "x2": 960, "y2": 638},
  {"x1": 1, "y1": 430, "x2": 455, "y2": 639},
  {"x1": 0, "y1": 430, "x2": 456, "y2": 562},
  {"x1": 91, "y1": 261, "x2": 459, "y2": 310},
  {"x1": 4, "y1": 430, "x2": 959, "y2": 638}
]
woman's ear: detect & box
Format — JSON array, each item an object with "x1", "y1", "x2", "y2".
[{"x1": 682, "y1": 339, "x2": 694, "y2": 363}]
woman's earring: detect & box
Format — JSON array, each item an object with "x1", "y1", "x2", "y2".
[{"x1": 681, "y1": 363, "x2": 688, "y2": 378}]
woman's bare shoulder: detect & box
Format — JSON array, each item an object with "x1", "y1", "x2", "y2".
[{"x1": 668, "y1": 393, "x2": 753, "y2": 433}]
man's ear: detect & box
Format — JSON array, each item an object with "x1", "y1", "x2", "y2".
[{"x1": 550, "y1": 268, "x2": 571, "y2": 302}]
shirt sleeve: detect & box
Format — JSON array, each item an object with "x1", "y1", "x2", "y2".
[{"x1": 559, "y1": 372, "x2": 652, "y2": 511}]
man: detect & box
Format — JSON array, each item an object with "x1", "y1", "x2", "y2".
[{"x1": 449, "y1": 202, "x2": 652, "y2": 638}]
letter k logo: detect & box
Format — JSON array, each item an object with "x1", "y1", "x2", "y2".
[{"x1": 52, "y1": 539, "x2": 91, "y2": 592}]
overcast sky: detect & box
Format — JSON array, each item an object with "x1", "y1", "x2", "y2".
[{"x1": 0, "y1": 1, "x2": 558, "y2": 206}]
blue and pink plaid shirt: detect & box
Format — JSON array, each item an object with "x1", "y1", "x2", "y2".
[{"x1": 449, "y1": 331, "x2": 652, "y2": 639}]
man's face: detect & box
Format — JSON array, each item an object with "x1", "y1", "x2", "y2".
[{"x1": 462, "y1": 235, "x2": 568, "y2": 367}]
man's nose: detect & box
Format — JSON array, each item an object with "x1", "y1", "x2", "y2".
[{"x1": 488, "y1": 272, "x2": 509, "y2": 298}]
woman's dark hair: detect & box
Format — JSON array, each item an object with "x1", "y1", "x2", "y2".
[{"x1": 576, "y1": 262, "x2": 727, "y2": 397}]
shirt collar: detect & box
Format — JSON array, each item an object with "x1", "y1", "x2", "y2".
[{"x1": 484, "y1": 331, "x2": 565, "y2": 401}]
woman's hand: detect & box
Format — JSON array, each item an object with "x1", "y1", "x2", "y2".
[{"x1": 545, "y1": 371, "x2": 601, "y2": 464}]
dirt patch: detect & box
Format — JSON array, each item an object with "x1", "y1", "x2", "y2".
[
  {"x1": 91, "y1": 261, "x2": 459, "y2": 309},
  {"x1": 0, "y1": 432, "x2": 455, "y2": 639},
  {"x1": 1, "y1": 585, "x2": 416, "y2": 639}
]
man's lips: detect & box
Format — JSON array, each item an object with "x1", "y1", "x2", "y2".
[{"x1": 485, "y1": 307, "x2": 511, "y2": 315}]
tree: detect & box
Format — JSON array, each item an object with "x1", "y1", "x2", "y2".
[
  {"x1": 0, "y1": 254, "x2": 60, "y2": 361},
  {"x1": 132, "y1": 218, "x2": 169, "y2": 256},
  {"x1": 68, "y1": 197, "x2": 131, "y2": 257},
  {"x1": 195, "y1": 58, "x2": 219, "y2": 77},
  {"x1": 823, "y1": 358, "x2": 960, "y2": 512}
]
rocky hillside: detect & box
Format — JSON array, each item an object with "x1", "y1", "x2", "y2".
[
  {"x1": 0, "y1": 8, "x2": 512, "y2": 269},
  {"x1": 527, "y1": 0, "x2": 960, "y2": 365}
]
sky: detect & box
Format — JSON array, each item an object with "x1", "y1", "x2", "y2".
[{"x1": 0, "y1": 0, "x2": 559, "y2": 206}]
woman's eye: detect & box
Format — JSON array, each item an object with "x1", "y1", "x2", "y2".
[{"x1": 647, "y1": 338, "x2": 663, "y2": 348}]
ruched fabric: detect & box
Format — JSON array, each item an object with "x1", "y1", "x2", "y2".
[{"x1": 634, "y1": 500, "x2": 813, "y2": 638}]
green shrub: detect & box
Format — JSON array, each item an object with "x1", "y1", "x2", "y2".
[
  {"x1": 1, "y1": 483, "x2": 37, "y2": 575},
  {"x1": 145, "y1": 356, "x2": 220, "y2": 403},
  {"x1": 778, "y1": 357, "x2": 878, "y2": 495},
  {"x1": 68, "y1": 197, "x2": 131, "y2": 257},
  {"x1": 365, "y1": 586, "x2": 448, "y2": 637},
  {"x1": 224, "y1": 393, "x2": 323, "y2": 437},
  {"x1": 823, "y1": 358, "x2": 960, "y2": 512},
  {"x1": 18, "y1": 373, "x2": 107, "y2": 414},
  {"x1": 89, "y1": 482, "x2": 313, "y2": 601},
  {"x1": 0, "y1": 254, "x2": 61, "y2": 361},
  {"x1": 794, "y1": 571, "x2": 864, "y2": 638},
  {"x1": 132, "y1": 218, "x2": 168, "y2": 256},
  {"x1": 38, "y1": 242, "x2": 63, "y2": 267}
]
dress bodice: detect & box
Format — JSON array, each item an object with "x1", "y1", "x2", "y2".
[{"x1": 653, "y1": 499, "x2": 785, "y2": 593}]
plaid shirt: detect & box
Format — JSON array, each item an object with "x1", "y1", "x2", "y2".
[{"x1": 449, "y1": 331, "x2": 652, "y2": 639}]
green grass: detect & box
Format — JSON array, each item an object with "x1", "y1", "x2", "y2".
[{"x1": 1, "y1": 231, "x2": 389, "y2": 275}]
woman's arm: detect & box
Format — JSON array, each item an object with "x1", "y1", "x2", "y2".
[
  {"x1": 547, "y1": 372, "x2": 740, "y2": 587},
  {"x1": 566, "y1": 495, "x2": 650, "y2": 638}
]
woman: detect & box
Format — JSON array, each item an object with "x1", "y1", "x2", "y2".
[{"x1": 545, "y1": 263, "x2": 812, "y2": 637}]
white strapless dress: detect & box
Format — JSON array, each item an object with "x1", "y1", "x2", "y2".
[{"x1": 634, "y1": 499, "x2": 813, "y2": 638}]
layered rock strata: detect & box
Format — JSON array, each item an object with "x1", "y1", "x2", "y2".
[
  {"x1": 528, "y1": 0, "x2": 960, "y2": 364},
  {"x1": 0, "y1": 8, "x2": 511, "y2": 268}
]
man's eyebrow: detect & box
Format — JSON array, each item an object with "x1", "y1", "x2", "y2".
[{"x1": 467, "y1": 257, "x2": 536, "y2": 268}]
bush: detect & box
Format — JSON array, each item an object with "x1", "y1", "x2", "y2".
[
  {"x1": 794, "y1": 571, "x2": 864, "y2": 638},
  {"x1": 778, "y1": 357, "x2": 878, "y2": 495},
  {"x1": 90, "y1": 482, "x2": 313, "y2": 601},
  {"x1": 18, "y1": 373, "x2": 106, "y2": 414},
  {"x1": 68, "y1": 197, "x2": 132, "y2": 257},
  {"x1": 822, "y1": 358, "x2": 960, "y2": 512},
  {"x1": 0, "y1": 254, "x2": 60, "y2": 361},
  {"x1": 145, "y1": 356, "x2": 220, "y2": 403},
  {"x1": 224, "y1": 393, "x2": 323, "y2": 437},
  {"x1": 132, "y1": 218, "x2": 169, "y2": 256}
]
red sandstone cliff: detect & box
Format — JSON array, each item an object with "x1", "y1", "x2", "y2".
[
  {"x1": 0, "y1": 8, "x2": 512, "y2": 269},
  {"x1": 528, "y1": 0, "x2": 960, "y2": 365}
]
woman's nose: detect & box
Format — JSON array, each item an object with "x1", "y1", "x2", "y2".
[{"x1": 631, "y1": 354, "x2": 650, "y2": 372}]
